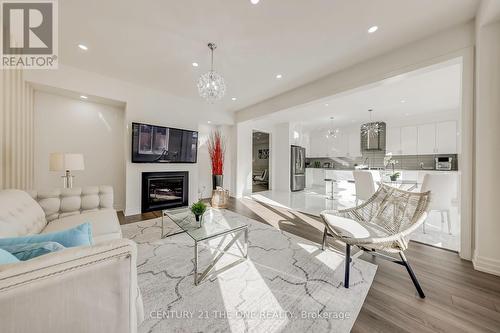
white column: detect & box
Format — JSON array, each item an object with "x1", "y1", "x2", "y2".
[{"x1": 473, "y1": 14, "x2": 500, "y2": 275}]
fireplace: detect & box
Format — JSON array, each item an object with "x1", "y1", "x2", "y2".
[{"x1": 141, "y1": 171, "x2": 188, "y2": 213}]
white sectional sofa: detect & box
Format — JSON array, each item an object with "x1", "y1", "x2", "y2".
[{"x1": 0, "y1": 186, "x2": 143, "y2": 333}]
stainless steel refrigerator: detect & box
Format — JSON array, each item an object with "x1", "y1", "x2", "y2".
[{"x1": 290, "y1": 145, "x2": 306, "y2": 191}]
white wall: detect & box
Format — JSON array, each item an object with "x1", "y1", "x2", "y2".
[
  {"x1": 272, "y1": 123, "x2": 291, "y2": 191},
  {"x1": 34, "y1": 91, "x2": 126, "y2": 210},
  {"x1": 235, "y1": 120, "x2": 290, "y2": 196},
  {"x1": 236, "y1": 121, "x2": 254, "y2": 197},
  {"x1": 25, "y1": 65, "x2": 234, "y2": 215}
]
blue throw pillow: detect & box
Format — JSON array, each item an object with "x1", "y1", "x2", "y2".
[
  {"x1": 2, "y1": 241, "x2": 66, "y2": 261},
  {"x1": 0, "y1": 248, "x2": 19, "y2": 265},
  {"x1": 0, "y1": 223, "x2": 93, "y2": 249}
]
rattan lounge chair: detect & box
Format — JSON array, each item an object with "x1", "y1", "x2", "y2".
[{"x1": 320, "y1": 184, "x2": 431, "y2": 298}]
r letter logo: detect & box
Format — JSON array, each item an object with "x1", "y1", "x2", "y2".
[{"x1": 1, "y1": 0, "x2": 58, "y2": 69}]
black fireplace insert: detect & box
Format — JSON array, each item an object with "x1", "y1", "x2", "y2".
[{"x1": 141, "y1": 171, "x2": 188, "y2": 213}]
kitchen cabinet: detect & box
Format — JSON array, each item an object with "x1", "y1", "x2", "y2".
[
  {"x1": 347, "y1": 130, "x2": 362, "y2": 157},
  {"x1": 417, "y1": 123, "x2": 436, "y2": 155},
  {"x1": 386, "y1": 127, "x2": 402, "y2": 154},
  {"x1": 401, "y1": 126, "x2": 418, "y2": 155},
  {"x1": 436, "y1": 121, "x2": 457, "y2": 154},
  {"x1": 330, "y1": 133, "x2": 348, "y2": 157},
  {"x1": 305, "y1": 168, "x2": 314, "y2": 188}
]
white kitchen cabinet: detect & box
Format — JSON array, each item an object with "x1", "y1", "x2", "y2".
[
  {"x1": 401, "y1": 126, "x2": 418, "y2": 155},
  {"x1": 305, "y1": 168, "x2": 314, "y2": 188},
  {"x1": 436, "y1": 121, "x2": 457, "y2": 154},
  {"x1": 311, "y1": 168, "x2": 326, "y2": 186},
  {"x1": 309, "y1": 133, "x2": 326, "y2": 157},
  {"x1": 348, "y1": 130, "x2": 362, "y2": 157},
  {"x1": 328, "y1": 134, "x2": 346, "y2": 157},
  {"x1": 417, "y1": 123, "x2": 436, "y2": 155},
  {"x1": 386, "y1": 127, "x2": 402, "y2": 155}
]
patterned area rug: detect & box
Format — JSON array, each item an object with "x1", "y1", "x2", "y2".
[{"x1": 122, "y1": 209, "x2": 377, "y2": 333}]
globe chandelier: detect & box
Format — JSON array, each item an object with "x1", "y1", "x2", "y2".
[
  {"x1": 326, "y1": 117, "x2": 340, "y2": 139},
  {"x1": 197, "y1": 42, "x2": 226, "y2": 103}
]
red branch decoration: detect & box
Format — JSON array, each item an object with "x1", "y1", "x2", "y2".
[{"x1": 208, "y1": 129, "x2": 225, "y2": 175}]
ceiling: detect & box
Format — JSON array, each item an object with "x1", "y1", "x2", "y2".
[
  {"x1": 59, "y1": 0, "x2": 479, "y2": 112},
  {"x1": 254, "y1": 60, "x2": 462, "y2": 131}
]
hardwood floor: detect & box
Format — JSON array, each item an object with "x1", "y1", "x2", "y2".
[{"x1": 118, "y1": 198, "x2": 500, "y2": 333}]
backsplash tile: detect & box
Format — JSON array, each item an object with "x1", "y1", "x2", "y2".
[{"x1": 306, "y1": 153, "x2": 458, "y2": 171}]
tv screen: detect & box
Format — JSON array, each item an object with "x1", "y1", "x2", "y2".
[{"x1": 132, "y1": 122, "x2": 198, "y2": 163}]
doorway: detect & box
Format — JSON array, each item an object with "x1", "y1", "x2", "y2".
[{"x1": 252, "y1": 131, "x2": 270, "y2": 193}]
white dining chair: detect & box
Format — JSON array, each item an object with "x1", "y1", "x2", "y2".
[
  {"x1": 420, "y1": 173, "x2": 456, "y2": 234},
  {"x1": 353, "y1": 170, "x2": 376, "y2": 206}
]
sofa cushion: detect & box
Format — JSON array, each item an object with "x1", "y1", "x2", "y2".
[
  {"x1": 0, "y1": 248, "x2": 19, "y2": 265},
  {"x1": 0, "y1": 222, "x2": 92, "y2": 248},
  {"x1": 2, "y1": 241, "x2": 66, "y2": 261},
  {"x1": 0, "y1": 190, "x2": 47, "y2": 238},
  {"x1": 30, "y1": 186, "x2": 114, "y2": 222},
  {"x1": 42, "y1": 209, "x2": 121, "y2": 243}
]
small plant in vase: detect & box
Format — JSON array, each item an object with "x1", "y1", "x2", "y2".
[
  {"x1": 390, "y1": 172, "x2": 401, "y2": 182},
  {"x1": 387, "y1": 159, "x2": 400, "y2": 181},
  {"x1": 191, "y1": 200, "x2": 207, "y2": 225}
]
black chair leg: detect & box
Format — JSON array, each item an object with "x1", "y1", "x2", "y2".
[
  {"x1": 321, "y1": 227, "x2": 328, "y2": 250},
  {"x1": 344, "y1": 244, "x2": 351, "y2": 288},
  {"x1": 400, "y1": 252, "x2": 425, "y2": 298}
]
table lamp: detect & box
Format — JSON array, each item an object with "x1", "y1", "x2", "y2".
[{"x1": 49, "y1": 153, "x2": 85, "y2": 188}]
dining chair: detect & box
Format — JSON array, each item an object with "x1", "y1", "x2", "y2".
[
  {"x1": 420, "y1": 173, "x2": 456, "y2": 234},
  {"x1": 353, "y1": 170, "x2": 376, "y2": 206}
]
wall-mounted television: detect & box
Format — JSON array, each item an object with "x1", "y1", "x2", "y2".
[{"x1": 131, "y1": 122, "x2": 198, "y2": 163}]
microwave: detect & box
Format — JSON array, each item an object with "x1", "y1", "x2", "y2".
[{"x1": 435, "y1": 157, "x2": 452, "y2": 171}]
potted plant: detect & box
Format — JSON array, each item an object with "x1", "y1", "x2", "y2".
[
  {"x1": 390, "y1": 172, "x2": 401, "y2": 182},
  {"x1": 208, "y1": 129, "x2": 225, "y2": 190},
  {"x1": 387, "y1": 159, "x2": 400, "y2": 181},
  {"x1": 191, "y1": 200, "x2": 207, "y2": 224}
]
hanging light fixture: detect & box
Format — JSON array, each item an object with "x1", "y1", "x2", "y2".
[
  {"x1": 197, "y1": 42, "x2": 226, "y2": 103},
  {"x1": 361, "y1": 109, "x2": 380, "y2": 137},
  {"x1": 326, "y1": 117, "x2": 340, "y2": 139}
]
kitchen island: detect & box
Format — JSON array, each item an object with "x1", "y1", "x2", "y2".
[{"x1": 305, "y1": 167, "x2": 459, "y2": 190}]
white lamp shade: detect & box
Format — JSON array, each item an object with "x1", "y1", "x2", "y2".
[{"x1": 49, "y1": 153, "x2": 85, "y2": 171}]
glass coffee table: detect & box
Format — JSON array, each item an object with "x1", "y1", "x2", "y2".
[{"x1": 162, "y1": 207, "x2": 248, "y2": 285}]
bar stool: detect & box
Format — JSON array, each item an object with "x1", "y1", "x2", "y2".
[{"x1": 324, "y1": 178, "x2": 338, "y2": 200}]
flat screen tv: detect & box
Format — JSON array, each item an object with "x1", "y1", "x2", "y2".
[{"x1": 131, "y1": 122, "x2": 198, "y2": 163}]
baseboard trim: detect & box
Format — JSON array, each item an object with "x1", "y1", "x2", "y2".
[{"x1": 473, "y1": 254, "x2": 500, "y2": 276}]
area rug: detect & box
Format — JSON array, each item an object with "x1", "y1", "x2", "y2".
[{"x1": 122, "y1": 209, "x2": 377, "y2": 333}]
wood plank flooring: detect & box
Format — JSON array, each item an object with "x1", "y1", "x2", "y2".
[{"x1": 118, "y1": 197, "x2": 500, "y2": 333}]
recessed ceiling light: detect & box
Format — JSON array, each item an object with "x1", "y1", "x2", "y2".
[
  {"x1": 78, "y1": 44, "x2": 88, "y2": 51},
  {"x1": 207, "y1": 121, "x2": 211, "y2": 124},
  {"x1": 80, "y1": 95, "x2": 88, "y2": 99},
  {"x1": 231, "y1": 97, "x2": 237, "y2": 101},
  {"x1": 192, "y1": 62, "x2": 199, "y2": 67},
  {"x1": 250, "y1": 0, "x2": 260, "y2": 4},
  {"x1": 276, "y1": 74, "x2": 283, "y2": 79},
  {"x1": 401, "y1": 99, "x2": 406, "y2": 103},
  {"x1": 324, "y1": 103, "x2": 329, "y2": 107},
  {"x1": 368, "y1": 26, "x2": 378, "y2": 34}
]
